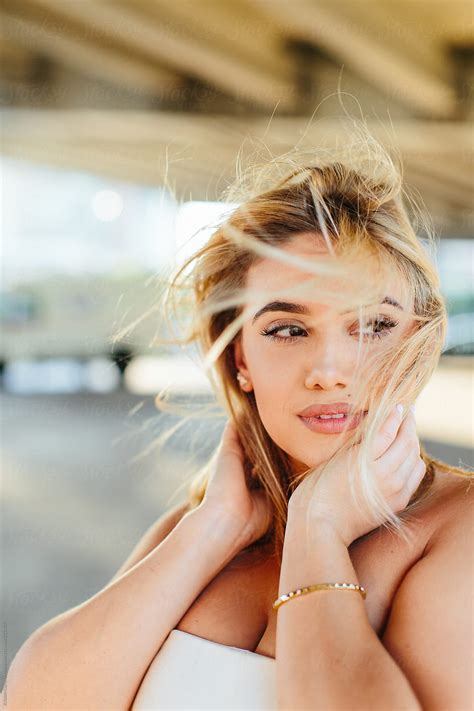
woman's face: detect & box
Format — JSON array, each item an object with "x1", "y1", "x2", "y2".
[{"x1": 233, "y1": 232, "x2": 414, "y2": 475}]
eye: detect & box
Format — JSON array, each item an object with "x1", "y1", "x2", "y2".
[
  {"x1": 259, "y1": 322, "x2": 308, "y2": 344},
  {"x1": 259, "y1": 315, "x2": 399, "y2": 344},
  {"x1": 354, "y1": 316, "x2": 399, "y2": 339}
]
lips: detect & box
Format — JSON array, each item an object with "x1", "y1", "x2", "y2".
[
  {"x1": 298, "y1": 410, "x2": 367, "y2": 434},
  {"x1": 297, "y1": 402, "x2": 353, "y2": 418}
]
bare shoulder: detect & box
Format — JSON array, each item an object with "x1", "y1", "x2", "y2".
[
  {"x1": 381, "y1": 471, "x2": 473, "y2": 710},
  {"x1": 425, "y1": 465, "x2": 473, "y2": 551},
  {"x1": 108, "y1": 499, "x2": 192, "y2": 583}
]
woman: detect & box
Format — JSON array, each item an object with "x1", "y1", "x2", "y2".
[{"x1": 3, "y1": 143, "x2": 472, "y2": 710}]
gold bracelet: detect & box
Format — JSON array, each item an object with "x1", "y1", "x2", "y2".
[{"x1": 272, "y1": 582, "x2": 367, "y2": 611}]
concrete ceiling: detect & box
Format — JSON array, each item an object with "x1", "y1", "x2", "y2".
[{"x1": 1, "y1": 0, "x2": 473, "y2": 237}]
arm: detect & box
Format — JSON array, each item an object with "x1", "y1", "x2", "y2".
[
  {"x1": 276, "y1": 513, "x2": 421, "y2": 711},
  {"x1": 106, "y1": 500, "x2": 190, "y2": 585},
  {"x1": 275, "y1": 501, "x2": 472, "y2": 711},
  {"x1": 2, "y1": 504, "x2": 248, "y2": 711}
]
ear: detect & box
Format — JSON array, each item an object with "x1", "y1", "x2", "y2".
[
  {"x1": 233, "y1": 336, "x2": 249, "y2": 374},
  {"x1": 233, "y1": 337, "x2": 253, "y2": 391}
]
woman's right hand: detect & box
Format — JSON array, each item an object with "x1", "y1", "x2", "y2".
[{"x1": 199, "y1": 420, "x2": 273, "y2": 550}]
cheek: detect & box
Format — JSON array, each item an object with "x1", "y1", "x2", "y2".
[
  {"x1": 252, "y1": 367, "x2": 292, "y2": 415},
  {"x1": 244, "y1": 340, "x2": 293, "y2": 416},
  {"x1": 254, "y1": 358, "x2": 292, "y2": 386},
  {"x1": 245, "y1": 333, "x2": 297, "y2": 379},
  {"x1": 248, "y1": 352, "x2": 302, "y2": 420}
]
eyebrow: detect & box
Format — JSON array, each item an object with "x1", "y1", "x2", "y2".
[{"x1": 251, "y1": 296, "x2": 404, "y2": 324}]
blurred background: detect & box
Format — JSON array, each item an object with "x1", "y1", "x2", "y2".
[{"x1": 1, "y1": 0, "x2": 473, "y2": 683}]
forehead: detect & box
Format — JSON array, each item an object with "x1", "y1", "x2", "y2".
[{"x1": 244, "y1": 232, "x2": 409, "y2": 308}]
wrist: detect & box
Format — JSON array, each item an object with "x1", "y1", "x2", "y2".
[
  {"x1": 190, "y1": 503, "x2": 250, "y2": 554},
  {"x1": 286, "y1": 507, "x2": 349, "y2": 547}
]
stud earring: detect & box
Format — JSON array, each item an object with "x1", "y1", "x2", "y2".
[{"x1": 236, "y1": 372, "x2": 250, "y2": 388}]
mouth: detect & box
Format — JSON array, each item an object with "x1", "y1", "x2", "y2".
[{"x1": 297, "y1": 410, "x2": 368, "y2": 434}]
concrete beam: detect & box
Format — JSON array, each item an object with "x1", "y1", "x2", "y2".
[
  {"x1": 1, "y1": 111, "x2": 472, "y2": 230},
  {"x1": 250, "y1": 0, "x2": 457, "y2": 118},
  {"x1": 0, "y1": 6, "x2": 184, "y2": 97},
  {"x1": 23, "y1": 0, "x2": 298, "y2": 112}
]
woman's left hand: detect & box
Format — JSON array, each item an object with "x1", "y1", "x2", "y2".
[{"x1": 287, "y1": 405, "x2": 426, "y2": 546}]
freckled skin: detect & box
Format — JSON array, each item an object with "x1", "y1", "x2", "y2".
[{"x1": 233, "y1": 232, "x2": 414, "y2": 477}]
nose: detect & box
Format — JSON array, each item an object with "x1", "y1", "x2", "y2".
[{"x1": 304, "y1": 335, "x2": 351, "y2": 390}]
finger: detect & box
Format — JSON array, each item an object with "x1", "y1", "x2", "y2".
[
  {"x1": 222, "y1": 419, "x2": 237, "y2": 440},
  {"x1": 373, "y1": 403, "x2": 404, "y2": 460},
  {"x1": 390, "y1": 445, "x2": 422, "y2": 493},
  {"x1": 220, "y1": 420, "x2": 244, "y2": 460},
  {"x1": 410, "y1": 456, "x2": 427, "y2": 490},
  {"x1": 377, "y1": 409, "x2": 420, "y2": 474},
  {"x1": 374, "y1": 447, "x2": 421, "y2": 517},
  {"x1": 401, "y1": 457, "x2": 427, "y2": 504}
]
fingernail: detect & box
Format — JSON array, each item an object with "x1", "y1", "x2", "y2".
[{"x1": 396, "y1": 403, "x2": 403, "y2": 415}]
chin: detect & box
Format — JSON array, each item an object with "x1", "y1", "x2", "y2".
[
  {"x1": 288, "y1": 452, "x2": 324, "y2": 476},
  {"x1": 287, "y1": 436, "x2": 345, "y2": 473}
]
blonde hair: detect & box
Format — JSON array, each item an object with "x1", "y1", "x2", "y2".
[{"x1": 117, "y1": 121, "x2": 472, "y2": 566}]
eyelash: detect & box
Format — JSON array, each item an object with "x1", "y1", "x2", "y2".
[{"x1": 259, "y1": 316, "x2": 400, "y2": 344}]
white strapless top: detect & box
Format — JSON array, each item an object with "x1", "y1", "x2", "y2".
[{"x1": 131, "y1": 628, "x2": 277, "y2": 710}]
